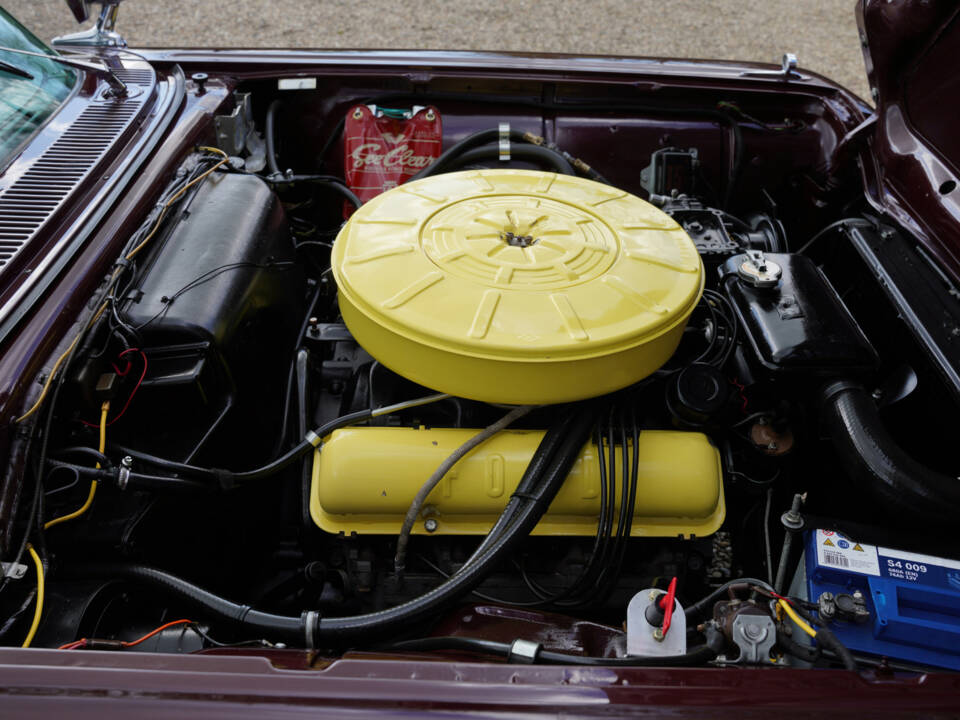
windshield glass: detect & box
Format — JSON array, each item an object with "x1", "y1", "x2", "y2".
[{"x1": 0, "y1": 9, "x2": 76, "y2": 170}]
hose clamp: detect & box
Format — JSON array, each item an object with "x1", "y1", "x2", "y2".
[
  {"x1": 305, "y1": 430, "x2": 322, "y2": 448},
  {"x1": 507, "y1": 638, "x2": 541, "y2": 664},
  {"x1": 499, "y1": 123, "x2": 511, "y2": 162},
  {"x1": 819, "y1": 379, "x2": 863, "y2": 407},
  {"x1": 303, "y1": 610, "x2": 319, "y2": 649},
  {"x1": 117, "y1": 455, "x2": 133, "y2": 491}
]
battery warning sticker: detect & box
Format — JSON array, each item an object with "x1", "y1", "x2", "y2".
[{"x1": 815, "y1": 529, "x2": 880, "y2": 576}]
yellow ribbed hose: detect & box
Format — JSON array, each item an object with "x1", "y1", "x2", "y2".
[
  {"x1": 20, "y1": 544, "x2": 44, "y2": 648},
  {"x1": 44, "y1": 400, "x2": 109, "y2": 530}
]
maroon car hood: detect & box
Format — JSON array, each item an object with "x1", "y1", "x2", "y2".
[{"x1": 858, "y1": 0, "x2": 960, "y2": 279}]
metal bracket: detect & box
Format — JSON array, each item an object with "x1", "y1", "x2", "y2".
[
  {"x1": 740, "y1": 54, "x2": 806, "y2": 82},
  {"x1": 729, "y1": 614, "x2": 776, "y2": 664},
  {"x1": 626, "y1": 587, "x2": 687, "y2": 657},
  {"x1": 365, "y1": 104, "x2": 426, "y2": 120},
  {"x1": 1, "y1": 561, "x2": 27, "y2": 580}
]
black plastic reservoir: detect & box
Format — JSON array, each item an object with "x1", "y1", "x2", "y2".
[{"x1": 720, "y1": 253, "x2": 876, "y2": 375}]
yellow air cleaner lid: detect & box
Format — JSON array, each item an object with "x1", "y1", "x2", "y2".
[{"x1": 332, "y1": 169, "x2": 703, "y2": 404}]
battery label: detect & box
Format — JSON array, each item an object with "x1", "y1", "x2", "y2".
[
  {"x1": 877, "y1": 546, "x2": 960, "y2": 592},
  {"x1": 815, "y1": 529, "x2": 880, "y2": 575},
  {"x1": 814, "y1": 529, "x2": 960, "y2": 592}
]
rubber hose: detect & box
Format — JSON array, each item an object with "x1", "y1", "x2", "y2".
[
  {"x1": 45, "y1": 461, "x2": 211, "y2": 494},
  {"x1": 395, "y1": 404, "x2": 535, "y2": 576},
  {"x1": 684, "y1": 577, "x2": 774, "y2": 619},
  {"x1": 815, "y1": 626, "x2": 858, "y2": 671},
  {"x1": 265, "y1": 100, "x2": 282, "y2": 177},
  {"x1": 409, "y1": 128, "x2": 531, "y2": 182},
  {"x1": 821, "y1": 380, "x2": 960, "y2": 522},
  {"x1": 777, "y1": 629, "x2": 819, "y2": 663},
  {"x1": 316, "y1": 405, "x2": 598, "y2": 641},
  {"x1": 447, "y1": 144, "x2": 575, "y2": 175},
  {"x1": 388, "y1": 625, "x2": 723, "y2": 666},
  {"x1": 52, "y1": 447, "x2": 112, "y2": 469},
  {"x1": 264, "y1": 174, "x2": 362, "y2": 208},
  {"x1": 77, "y1": 564, "x2": 307, "y2": 643},
  {"x1": 125, "y1": 472, "x2": 211, "y2": 493},
  {"x1": 458, "y1": 411, "x2": 572, "y2": 569},
  {"x1": 110, "y1": 445, "x2": 217, "y2": 479}
]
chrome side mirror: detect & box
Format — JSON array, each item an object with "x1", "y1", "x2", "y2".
[{"x1": 55, "y1": 0, "x2": 127, "y2": 48}]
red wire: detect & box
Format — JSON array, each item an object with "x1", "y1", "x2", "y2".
[
  {"x1": 121, "y1": 618, "x2": 192, "y2": 648},
  {"x1": 58, "y1": 619, "x2": 193, "y2": 650},
  {"x1": 730, "y1": 377, "x2": 749, "y2": 413},
  {"x1": 660, "y1": 576, "x2": 678, "y2": 637},
  {"x1": 766, "y1": 589, "x2": 794, "y2": 605},
  {"x1": 80, "y1": 349, "x2": 148, "y2": 428}
]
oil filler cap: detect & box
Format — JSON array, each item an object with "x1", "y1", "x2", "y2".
[{"x1": 332, "y1": 169, "x2": 704, "y2": 404}]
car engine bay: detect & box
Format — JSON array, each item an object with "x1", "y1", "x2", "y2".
[{"x1": 4, "y1": 69, "x2": 960, "y2": 674}]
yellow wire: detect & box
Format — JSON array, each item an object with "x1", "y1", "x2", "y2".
[
  {"x1": 43, "y1": 400, "x2": 109, "y2": 530},
  {"x1": 125, "y1": 146, "x2": 228, "y2": 260},
  {"x1": 21, "y1": 544, "x2": 44, "y2": 648},
  {"x1": 14, "y1": 302, "x2": 109, "y2": 425},
  {"x1": 778, "y1": 599, "x2": 817, "y2": 639},
  {"x1": 15, "y1": 147, "x2": 227, "y2": 425}
]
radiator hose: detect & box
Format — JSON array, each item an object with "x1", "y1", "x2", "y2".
[{"x1": 821, "y1": 380, "x2": 960, "y2": 522}]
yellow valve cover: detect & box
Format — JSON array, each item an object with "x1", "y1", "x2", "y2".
[
  {"x1": 311, "y1": 427, "x2": 724, "y2": 538},
  {"x1": 332, "y1": 169, "x2": 704, "y2": 404}
]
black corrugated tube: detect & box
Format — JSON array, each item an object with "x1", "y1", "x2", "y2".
[
  {"x1": 821, "y1": 380, "x2": 960, "y2": 522},
  {"x1": 85, "y1": 564, "x2": 308, "y2": 644}
]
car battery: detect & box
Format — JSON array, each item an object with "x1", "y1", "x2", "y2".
[{"x1": 802, "y1": 529, "x2": 960, "y2": 670}]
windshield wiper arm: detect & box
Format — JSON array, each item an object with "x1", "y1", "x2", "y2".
[
  {"x1": 0, "y1": 46, "x2": 126, "y2": 98},
  {"x1": 0, "y1": 58, "x2": 34, "y2": 80}
]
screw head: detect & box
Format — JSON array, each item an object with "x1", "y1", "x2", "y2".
[
  {"x1": 424, "y1": 518, "x2": 439, "y2": 533},
  {"x1": 191, "y1": 72, "x2": 208, "y2": 94}
]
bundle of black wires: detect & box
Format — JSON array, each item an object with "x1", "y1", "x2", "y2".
[{"x1": 502, "y1": 404, "x2": 640, "y2": 609}]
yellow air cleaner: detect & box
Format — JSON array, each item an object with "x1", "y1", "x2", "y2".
[{"x1": 332, "y1": 169, "x2": 704, "y2": 404}]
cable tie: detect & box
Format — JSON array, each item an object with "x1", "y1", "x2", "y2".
[
  {"x1": 507, "y1": 639, "x2": 541, "y2": 664},
  {"x1": 509, "y1": 490, "x2": 537, "y2": 501},
  {"x1": 499, "y1": 122, "x2": 511, "y2": 162}
]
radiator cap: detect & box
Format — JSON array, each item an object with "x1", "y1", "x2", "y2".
[{"x1": 332, "y1": 169, "x2": 703, "y2": 404}]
